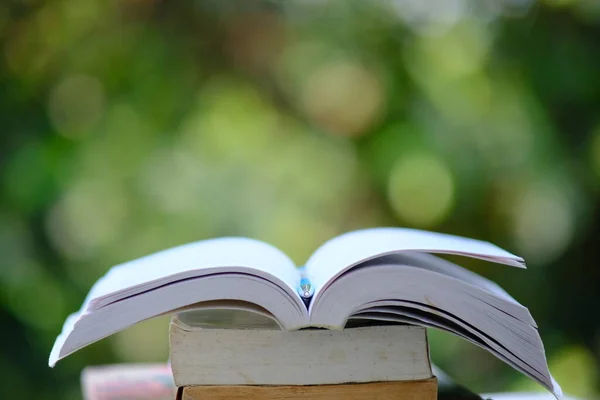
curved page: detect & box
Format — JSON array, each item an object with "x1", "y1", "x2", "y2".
[
  {"x1": 86, "y1": 237, "x2": 300, "y2": 310},
  {"x1": 50, "y1": 274, "x2": 307, "y2": 366},
  {"x1": 353, "y1": 303, "x2": 551, "y2": 392},
  {"x1": 309, "y1": 265, "x2": 561, "y2": 399},
  {"x1": 351, "y1": 305, "x2": 562, "y2": 400},
  {"x1": 49, "y1": 238, "x2": 305, "y2": 367},
  {"x1": 305, "y1": 227, "x2": 525, "y2": 299}
]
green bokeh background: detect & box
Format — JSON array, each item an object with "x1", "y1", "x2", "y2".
[{"x1": 1, "y1": 0, "x2": 599, "y2": 398}]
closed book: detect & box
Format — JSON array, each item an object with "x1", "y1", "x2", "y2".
[
  {"x1": 169, "y1": 316, "x2": 432, "y2": 386},
  {"x1": 179, "y1": 379, "x2": 438, "y2": 400}
]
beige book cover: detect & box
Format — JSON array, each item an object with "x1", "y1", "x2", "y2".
[{"x1": 169, "y1": 317, "x2": 433, "y2": 387}]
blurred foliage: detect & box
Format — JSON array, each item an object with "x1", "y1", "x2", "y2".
[{"x1": 1, "y1": 0, "x2": 600, "y2": 398}]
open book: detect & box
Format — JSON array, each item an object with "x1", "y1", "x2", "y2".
[{"x1": 48, "y1": 227, "x2": 562, "y2": 398}]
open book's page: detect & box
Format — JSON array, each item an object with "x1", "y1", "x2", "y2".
[
  {"x1": 309, "y1": 256, "x2": 561, "y2": 399},
  {"x1": 351, "y1": 308, "x2": 562, "y2": 400},
  {"x1": 49, "y1": 237, "x2": 303, "y2": 367},
  {"x1": 84, "y1": 237, "x2": 300, "y2": 310},
  {"x1": 351, "y1": 303, "x2": 545, "y2": 388},
  {"x1": 305, "y1": 228, "x2": 525, "y2": 296},
  {"x1": 50, "y1": 274, "x2": 307, "y2": 367},
  {"x1": 368, "y1": 253, "x2": 522, "y2": 306}
]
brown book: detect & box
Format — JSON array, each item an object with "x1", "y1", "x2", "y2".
[{"x1": 179, "y1": 378, "x2": 437, "y2": 400}]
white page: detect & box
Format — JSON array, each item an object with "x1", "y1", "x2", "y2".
[
  {"x1": 50, "y1": 273, "x2": 307, "y2": 367},
  {"x1": 354, "y1": 305, "x2": 536, "y2": 372},
  {"x1": 355, "y1": 253, "x2": 536, "y2": 328},
  {"x1": 83, "y1": 237, "x2": 300, "y2": 311},
  {"x1": 308, "y1": 263, "x2": 559, "y2": 398},
  {"x1": 350, "y1": 311, "x2": 557, "y2": 397},
  {"x1": 305, "y1": 227, "x2": 525, "y2": 296},
  {"x1": 367, "y1": 252, "x2": 522, "y2": 306},
  {"x1": 351, "y1": 304, "x2": 561, "y2": 399},
  {"x1": 49, "y1": 237, "x2": 305, "y2": 367}
]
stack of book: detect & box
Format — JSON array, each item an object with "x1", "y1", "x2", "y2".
[
  {"x1": 170, "y1": 313, "x2": 437, "y2": 399},
  {"x1": 80, "y1": 320, "x2": 462, "y2": 400},
  {"x1": 49, "y1": 228, "x2": 563, "y2": 399}
]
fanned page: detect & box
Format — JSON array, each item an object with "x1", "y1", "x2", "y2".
[
  {"x1": 305, "y1": 227, "x2": 525, "y2": 299},
  {"x1": 303, "y1": 229, "x2": 561, "y2": 399},
  {"x1": 49, "y1": 237, "x2": 304, "y2": 367}
]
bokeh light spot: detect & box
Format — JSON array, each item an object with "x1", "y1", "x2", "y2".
[
  {"x1": 45, "y1": 181, "x2": 129, "y2": 261},
  {"x1": 300, "y1": 60, "x2": 384, "y2": 137},
  {"x1": 388, "y1": 0, "x2": 466, "y2": 35},
  {"x1": 225, "y1": 11, "x2": 286, "y2": 72},
  {"x1": 48, "y1": 74, "x2": 105, "y2": 138},
  {"x1": 0, "y1": 215, "x2": 36, "y2": 287},
  {"x1": 138, "y1": 147, "x2": 208, "y2": 214},
  {"x1": 408, "y1": 19, "x2": 491, "y2": 82},
  {"x1": 590, "y1": 124, "x2": 600, "y2": 179},
  {"x1": 3, "y1": 263, "x2": 66, "y2": 332},
  {"x1": 547, "y1": 345, "x2": 597, "y2": 399},
  {"x1": 511, "y1": 181, "x2": 574, "y2": 265},
  {"x1": 387, "y1": 153, "x2": 455, "y2": 227},
  {"x1": 182, "y1": 78, "x2": 278, "y2": 163}
]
